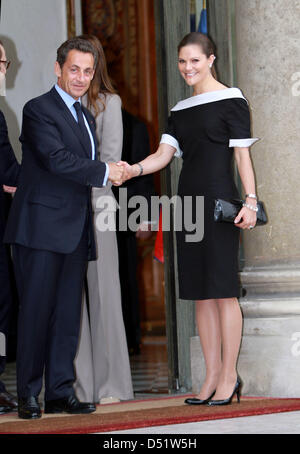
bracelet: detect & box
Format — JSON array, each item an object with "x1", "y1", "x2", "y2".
[
  {"x1": 245, "y1": 193, "x2": 257, "y2": 200},
  {"x1": 243, "y1": 202, "x2": 258, "y2": 212},
  {"x1": 136, "y1": 163, "x2": 143, "y2": 176}
]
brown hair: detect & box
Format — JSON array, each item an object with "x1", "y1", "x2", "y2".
[
  {"x1": 0, "y1": 40, "x2": 3, "y2": 59},
  {"x1": 178, "y1": 32, "x2": 218, "y2": 80},
  {"x1": 56, "y1": 37, "x2": 98, "y2": 69},
  {"x1": 78, "y1": 34, "x2": 116, "y2": 117}
]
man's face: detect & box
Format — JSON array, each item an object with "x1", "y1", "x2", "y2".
[
  {"x1": 0, "y1": 45, "x2": 7, "y2": 96},
  {"x1": 55, "y1": 49, "x2": 95, "y2": 100},
  {"x1": 0, "y1": 44, "x2": 7, "y2": 75}
]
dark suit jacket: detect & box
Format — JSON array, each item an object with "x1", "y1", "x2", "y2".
[
  {"x1": 0, "y1": 110, "x2": 20, "y2": 238},
  {"x1": 4, "y1": 87, "x2": 107, "y2": 259}
]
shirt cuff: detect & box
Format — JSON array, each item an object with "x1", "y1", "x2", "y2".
[
  {"x1": 229, "y1": 138, "x2": 260, "y2": 148},
  {"x1": 160, "y1": 134, "x2": 183, "y2": 158},
  {"x1": 102, "y1": 163, "x2": 109, "y2": 187}
]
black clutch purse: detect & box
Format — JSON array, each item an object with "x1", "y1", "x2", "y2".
[{"x1": 214, "y1": 198, "x2": 268, "y2": 226}]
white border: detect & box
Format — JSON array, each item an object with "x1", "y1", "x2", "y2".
[
  {"x1": 171, "y1": 87, "x2": 246, "y2": 112},
  {"x1": 161, "y1": 88, "x2": 260, "y2": 157},
  {"x1": 160, "y1": 134, "x2": 183, "y2": 157},
  {"x1": 229, "y1": 138, "x2": 260, "y2": 148}
]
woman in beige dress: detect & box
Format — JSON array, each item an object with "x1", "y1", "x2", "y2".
[{"x1": 74, "y1": 35, "x2": 133, "y2": 403}]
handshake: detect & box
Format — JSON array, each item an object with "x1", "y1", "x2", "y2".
[{"x1": 107, "y1": 161, "x2": 134, "y2": 186}]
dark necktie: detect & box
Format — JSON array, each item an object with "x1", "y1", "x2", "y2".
[{"x1": 73, "y1": 101, "x2": 92, "y2": 158}]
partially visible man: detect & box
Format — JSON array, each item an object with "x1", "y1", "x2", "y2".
[
  {"x1": 4, "y1": 38, "x2": 124, "y2": 419},
  {"x1": 0, "y1": 39, "x2": 20, "y2": 414}
]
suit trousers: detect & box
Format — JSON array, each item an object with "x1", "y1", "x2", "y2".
[
  {"x1": 0, "y1": 242, "x2": 13, "y2": 393},
  {"x1": 12, "y1": 220, "x2": 89, "y2": 400}
]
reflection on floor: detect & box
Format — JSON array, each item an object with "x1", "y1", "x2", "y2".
[
  {"x1": 1, "y1": 361, "x2": 17, "y2": 399},
  {"x1": 1, "y1": 336, "x2": 169, "y2": 401},
  {"x1": 130, "y1": 337, "x2": 169, "y2": 397}
]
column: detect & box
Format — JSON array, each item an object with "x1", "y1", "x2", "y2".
[
  {"x1": 235, "y1": 0, "x2": 300, "y2": 397},
  {"x1": 191, "y1": 0, "x2": 300, "y2": 397}
]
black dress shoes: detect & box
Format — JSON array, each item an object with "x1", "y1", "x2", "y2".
[
  {"x1": 44, "y1": 394, "x2": 96, "y2": 414},
  {"x1": 18, "y1": 396, "x2": 41, "y2": 419},
  {"x1": 0, "y1": 392, "x2": 18, "y2": 414},
  {"x1": 0, "y1": 405, "x2": 13, "y2": 415},
  {"x1": 0, "y1": 391, "x2": 18, "y2": 410},
  {"x1": 207, "y1": 377, "x2": 242, "y2": 406},
  {"x1": 184, "y1": 390, "x2": 216, "y2": 405}
]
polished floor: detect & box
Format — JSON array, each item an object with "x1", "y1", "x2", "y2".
[
  {"x1": 1, "y1": 337, "x2": 169, "y2": 403},
  {"x1": 130, "y1": 337, "x2": 169, "y2": 397},
  {"x1": 2, "y1": 338, "x2": 300, "y2": 434}
]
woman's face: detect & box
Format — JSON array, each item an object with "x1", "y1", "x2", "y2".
[{"x1": 178, "y1": 44, "x2": 214, "y2": 88}]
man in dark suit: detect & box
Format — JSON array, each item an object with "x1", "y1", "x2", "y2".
[
  {"x1": 0, "y1": 41, "x2": 20, "y2": 414},
  {"x1": 4, "y1": 37, "x2": 124, "y2": 419},
  {"x1": 0, "y1": 39, "x2": 20, "y2": 414}
]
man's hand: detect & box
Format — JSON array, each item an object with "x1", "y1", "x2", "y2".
[
  {"x1": 3, "y1": 185, "x2": 17, "y2": 194},
  {"x1": 108, "y1": 162, "x2": 124, "y2": 186},
  {"x1": 116, "y1": 161, "x2": 134, "y2": 183}
]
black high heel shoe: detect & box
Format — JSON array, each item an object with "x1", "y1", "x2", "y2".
[
  {"x1": 207, "y1": 377, "x2": 242, "y2": 406},
  {"x1": 184, "y1": 390, "x2": 216, "y2": 405}
]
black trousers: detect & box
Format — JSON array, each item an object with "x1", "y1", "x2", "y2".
[
  {"x1": 13, "y1": 223, "x2": 89, "y2": 400},
  {"x1": 0, "y1": 242, "x2": 14, "y2": 393}
]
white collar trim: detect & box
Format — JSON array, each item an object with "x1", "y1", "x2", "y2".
[{"x1": 171, "y1": 87, "x2": 247, "y2": 112}]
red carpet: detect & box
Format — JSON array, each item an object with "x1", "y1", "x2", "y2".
[{"x1": 1, "y1": 395, "x2": 300, "y2": 434}]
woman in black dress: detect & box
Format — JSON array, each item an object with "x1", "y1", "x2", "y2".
[{"x1": 120, "y1": 33, "x2": 258, "y2": 406}]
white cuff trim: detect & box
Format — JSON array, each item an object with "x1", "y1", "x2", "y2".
[
  {"x1": 160, "y1": 134, "x2": 183, "y2": 158},
  {"x1": 229, "y1": 138, "x2": 260, "y2": 148}
]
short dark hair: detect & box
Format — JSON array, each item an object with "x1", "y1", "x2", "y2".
[
  {"x1": 0, "y1": 40, "x2": 3, "y2": 59},
  {"x1": 56, "y1": 37, "x2": 98, "y2": 68}
]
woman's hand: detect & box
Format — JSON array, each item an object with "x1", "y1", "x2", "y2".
[
  {"x1": 114, "y1": 161, "x2": 135, "y2": 185},
  {"x1": 109, "y1": 161, "x2": 133, "y2": 186},
  {"x1": 234, "y1": 205, "x2": 257, "y2": 230},
  {"x1": 116, "y1": 143, "x2": 177, "y2": 187}
]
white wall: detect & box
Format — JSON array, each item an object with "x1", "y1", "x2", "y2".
[{"x1": 0, "y1": 0, "x2": 68, "y2": 159}]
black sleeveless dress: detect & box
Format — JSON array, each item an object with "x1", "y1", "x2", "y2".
[{"x1": 160, "y1": 88, "x2": 258, "y2": 301}]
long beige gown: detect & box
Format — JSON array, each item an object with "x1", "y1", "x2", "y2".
[{"x1": 74, "y1": 93, "x2": 134, "y2": 402}]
